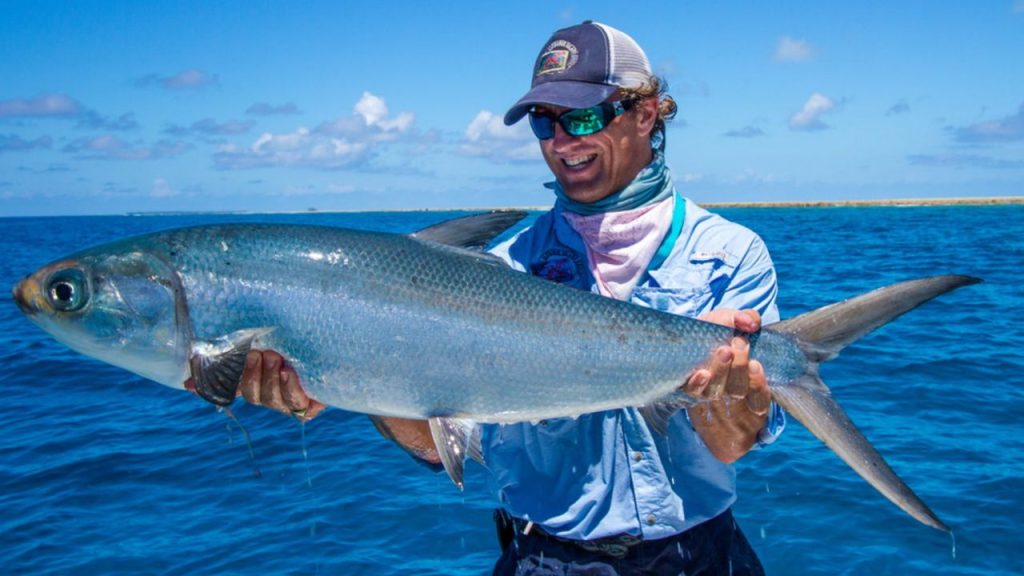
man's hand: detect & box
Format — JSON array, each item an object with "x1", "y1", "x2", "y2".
[
  {"x1": 236, "y1": 350, "x2": 326, "y2": 421},
  {"x1": 683, "y1": 309, "x2": 770, "y2": 464},
  {"x1": 219, "y1": 350, "x2": 437, "y2": 462}
]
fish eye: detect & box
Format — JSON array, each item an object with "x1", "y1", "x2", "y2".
[{"x1": 46, "y1": 269, "x2": 89, "y2": 312}]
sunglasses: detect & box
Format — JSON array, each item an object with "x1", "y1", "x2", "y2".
[{"x1": 528, "y1": 100, "x2": 633, "y2": 140}]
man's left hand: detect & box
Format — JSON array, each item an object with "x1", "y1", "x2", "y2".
[{"x1": 682, "y1": 309, "x2": 770, "y2": 463}]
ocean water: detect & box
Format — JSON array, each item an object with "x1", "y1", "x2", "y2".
[{"x1": 1, "y1": 205, "x2": 1022, "y2": 575}]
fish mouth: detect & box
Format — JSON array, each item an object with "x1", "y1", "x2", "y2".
[{"x1": 12, "y1": 275, "x2": 42, "y2": 316}]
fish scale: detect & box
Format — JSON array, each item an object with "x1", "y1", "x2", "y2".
[{"x1": 138, "y1": 224, "x2": 725, "y2": 419}]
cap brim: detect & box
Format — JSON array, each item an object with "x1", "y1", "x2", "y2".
[{"x1": 503, "y1": 81, "x2": 619, "y2": 125}]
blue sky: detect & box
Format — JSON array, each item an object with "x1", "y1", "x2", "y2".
[{"x1": 2, "y1": 1, "x2": 1023, "y2": 216}]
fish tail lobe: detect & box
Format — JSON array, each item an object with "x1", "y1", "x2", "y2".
[{"x1": 768, "y1": 275, "x2": 981, "y2": 532}]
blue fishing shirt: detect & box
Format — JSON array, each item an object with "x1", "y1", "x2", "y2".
[{"x1": 482, "y1": 195, "x2": 786, "y2": 541}]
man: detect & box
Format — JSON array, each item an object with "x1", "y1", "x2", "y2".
[{"x1": 239, "y1": 21, "x2": 784, "y2": 575}]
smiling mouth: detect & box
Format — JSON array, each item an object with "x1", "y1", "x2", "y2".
[{"x1": 563, "y1": 154, "x2": 596, "y2": 169}]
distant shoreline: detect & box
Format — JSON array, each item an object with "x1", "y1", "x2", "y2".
[
  {"x1": 347, "y1": 196, "x2": 1024, "y2": 212},
  {"x1": 86, "y1": 195, "x2": 1024, "y2": 218},
  {"x1": 699, "y1": 196, "x2": 1024, "y2": 209},
  {"x1": 305, "y1": 195, "x2": 1024, "y2": 213}
]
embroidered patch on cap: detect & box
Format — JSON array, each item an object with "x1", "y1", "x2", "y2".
[{"x1": 536, "y1": 40, "x2": 579, "y2": 76}]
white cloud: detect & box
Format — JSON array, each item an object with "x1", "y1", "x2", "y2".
[
  {"x1": 457, "y1": 110, "x2": 539, "y2": 162},
  {"x1": 953, "y1": 102, "x2": 1024, "y2": 143},
  {"x1": 354, "y1": 92, "x2": 414, "y2": 132},
  {"x1": 63, "y1": 136, "x2": 191, "y2": 160},
  {"x1": 789, "y1": 93, "x2": 835, "y2": 131},
  {"x1": 151, "y1": 178, "x2": 178, "y2": 198},
  {"x1": 727, "y1": 169, "x2": 778, "y2": 185},
  {"x1": 0, "y1": 94, "x2": 82, "y2": 118},
  {"x1": 0, "y1": 134, "x2": 52, "y2": 153},
  {"x1": 164, "y1": 118, "x2": 254, "y2": 138},
  {"x1": 723, "y1": 125, "x2": 766, "y2": 138},
  {"x1": 136, "y1": 69, "x2": 219, "y2": 90},
  {"x1": 773, "y1": 36, "x2": 816, "y2": 62},
  {"x1": 214, "y1": 92, "x2": 414, "y2": 170},
  {"x1": 246, "y1": 102, "x2": 300, "y2": 116},
  {"x1": 886, "y1": 99, "x2": 911, "y2": 116},
  {"x1": 76, "y1": 111, "x2": 138, "y2": 131},
  {"x1": 194, "y1": 118, "x2": 254, "y2": 135},
  {"x1": 0, "y1": 94, "x2": 136, "y2": 133},
  {"x1": 908, "y1": 153, "x2": 1024, "y2": 169}
]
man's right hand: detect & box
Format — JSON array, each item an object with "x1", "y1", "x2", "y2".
[
  {"x1": 233, "y1": 350, "x2": 437, "y2": 462},
  {"x1": 238, "y1": 349, "x2": 326, "y2": 421}
]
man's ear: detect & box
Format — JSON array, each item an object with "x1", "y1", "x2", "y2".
[{"x1": 634, "y1": 97, "x2": 659, "y2": 138}]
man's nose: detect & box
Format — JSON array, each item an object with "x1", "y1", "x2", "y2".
[{"x1": 549, "y1": 121, "x2": 574, "y2": 148}]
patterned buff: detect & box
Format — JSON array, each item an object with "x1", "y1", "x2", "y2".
[
  {"x1": 550, "y1": 151, "x2": 674, "y2": 216},
  {"x1": 558, "y1": 154, "x2": 676, "y2": 300}
]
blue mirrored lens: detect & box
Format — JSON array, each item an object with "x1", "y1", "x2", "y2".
[
  {"x1": 528, "y1": 101, "x2": 629, "y2": 140},
  {"x1": 529, "y1": 113, "x2": 555, "y2": 139}
]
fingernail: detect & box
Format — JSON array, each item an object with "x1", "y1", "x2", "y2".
[
  {"x1": 695, "y1": 371, "x2": 710, "y2": 388},
  {"x1": 732, "y1": 337, "x2": 749, "y2": 352},
  {"x1": 717, "y1": 347, "x2": 733, "y2": 363},
  {"x1": 280, "y1": 371, "x2": 291, "y2": 386},
  {"x1": 750, "y1": 362, "x2": 763, "y2": 376},
  {"x1": 246, "y1": 351, "x2": 258, "y2": 369}
]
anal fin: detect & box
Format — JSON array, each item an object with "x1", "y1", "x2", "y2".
[{"x1": 428, "y1": 417, "x2": 483, "y2": 489}]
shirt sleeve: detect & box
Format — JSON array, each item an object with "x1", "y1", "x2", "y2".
[
  {"x1": 716, "y1": 234, "x2": 787, "y2": 447},
  {"x1": 715, "y1": 235, "x2": 780, "y2": 324}
]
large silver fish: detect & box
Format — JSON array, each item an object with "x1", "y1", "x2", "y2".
[{"x1": 12, "y1": 211, "x2": 978, "y2": 533}]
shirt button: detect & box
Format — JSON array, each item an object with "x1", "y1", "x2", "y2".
[
  {"x1": 646, "y1": 515, "x2": 657, "y2": 526},
  {"x1": 633, "y1": 452, "x2": 643, "y2": 462}
]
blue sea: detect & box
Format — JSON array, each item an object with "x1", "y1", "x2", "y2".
[{"x1": 2, "y1": 206, "x2": 1022, "y2": 575}]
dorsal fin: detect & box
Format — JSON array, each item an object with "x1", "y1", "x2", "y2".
[{"x1": 410, "y1": 210, "x2": 527, "y2": 250}]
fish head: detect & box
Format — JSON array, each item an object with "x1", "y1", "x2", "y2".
[{"x1": 13, "y1": 248, "x2": 192, "y2": 390}]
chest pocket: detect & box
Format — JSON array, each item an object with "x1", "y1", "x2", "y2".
[{"x1": 632, "y1": 251, "x2": 733, "y2": 316}]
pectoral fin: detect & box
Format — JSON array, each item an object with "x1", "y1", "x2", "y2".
[
  {"x1": 428, "y1": 416, "x2": 484, "y2": 490},
  {"x1": 638, "y1": 390, "x2": 694, "y2": 436},
  {"x1": 190, "y1": 328, "x2": 274, "y2": 406}
]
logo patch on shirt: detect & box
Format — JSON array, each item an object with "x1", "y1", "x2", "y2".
[
  {"x1": 536, "y1": 40, "x2": 578, "y2": 76},
  {"x1": 531, "y1": 248, "x2": 584, "y2": 285}
]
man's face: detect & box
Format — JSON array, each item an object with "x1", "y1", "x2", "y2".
[{"x1": 537, "y1": 97, "x2": 658, "y2": 204}]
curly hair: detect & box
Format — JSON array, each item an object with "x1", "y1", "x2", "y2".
[{"x1": 618, "y1": 76, "x2": 677, "y2": 150}]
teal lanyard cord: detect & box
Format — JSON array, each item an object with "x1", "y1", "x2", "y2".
[{"x1": 638, "y1": 196, "x2": 685, "y2": 288}]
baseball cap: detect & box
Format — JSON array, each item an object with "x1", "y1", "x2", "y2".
[{"x1": 503, "y1": 21, "x2": 653, "y2": 126}]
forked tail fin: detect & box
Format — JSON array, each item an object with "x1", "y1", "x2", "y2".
[{"x1": 768, "y1": 275, "x2": 981, "y2": 532}]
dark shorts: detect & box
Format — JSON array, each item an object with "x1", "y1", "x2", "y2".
[{"x1": 492, "y1": 508, "x2": 765, "y2": 576}]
